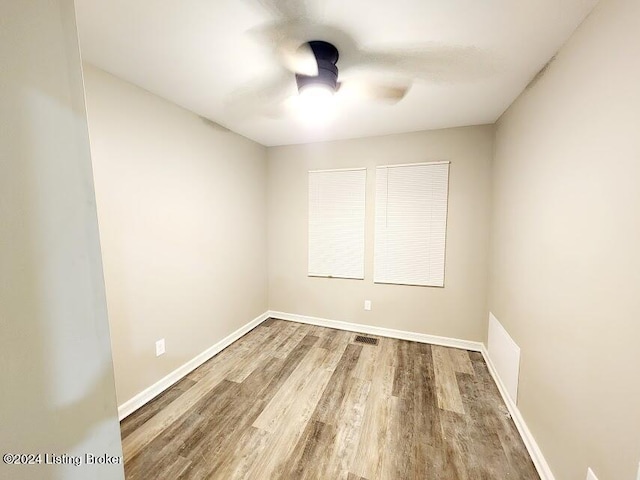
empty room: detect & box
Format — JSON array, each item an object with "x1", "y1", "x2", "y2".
[{"x1": 2, "y1": 0, "x2": 639, "y2": 479}]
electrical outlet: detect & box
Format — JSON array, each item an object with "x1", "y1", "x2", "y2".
[
  {"x1": 155, "y1": 338, "x2": 165, "y2": 357},
  {"x1": 364, "y1": 300, "x2": 372, "y2": 311},
  {"x1": 586, "y1": 468, "x2": 598, "y2": 480}
]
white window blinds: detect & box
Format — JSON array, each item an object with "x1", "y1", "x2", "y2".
[
  {"x1": 308, "y1": 168, "x2": 366, "y2": 279},
  {"x1": 374, "y1": 162, "x2": 450, "y2": 287}
]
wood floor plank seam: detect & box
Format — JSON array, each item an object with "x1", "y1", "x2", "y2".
[{"x1": 121, "y1": 319, "x2": 540, "y2": 480}]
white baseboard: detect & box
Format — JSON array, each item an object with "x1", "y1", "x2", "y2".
[
  {"x1": 117, "y1": 311, "x2": 270, "y2": 420},
  {"x1": 481, "y1": 345, "x2": 555, "y2": 480},
  {"x1": 268, "y1": 310, "x2": 483, "y2": 352},
  {"x1": 271, "y1": 310, "x2": 552, "y2": 480},
  {"x1": 117, "y1": 307, "x2": 553, "y2": 480}
]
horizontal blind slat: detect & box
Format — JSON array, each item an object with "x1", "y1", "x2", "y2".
[
  {"x1": 308, "y1": 169, "x2": 366, "y2": 279},
  {"x1": 374, "y1": 163, "x2": 449, "y2": 287}
]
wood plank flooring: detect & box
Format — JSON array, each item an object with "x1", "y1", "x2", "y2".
[{"x1": 120, "y1": 319, "x2": 540, "y2": 480}]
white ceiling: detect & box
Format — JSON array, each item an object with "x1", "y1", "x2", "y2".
[{"x1": 75, "y1": 0, "x2": 597, "y2": 146}]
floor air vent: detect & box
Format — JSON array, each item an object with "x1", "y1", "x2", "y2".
[{"x1": 354, "y1": 335, "x2": 379, "y2": 346}]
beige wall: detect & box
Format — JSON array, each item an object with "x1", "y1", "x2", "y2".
[
  {"x1": 83, "y1": 65, "x2": 268, "y2": 406},
  {"x1": 268, "y1": 126, "x2": 493, "y2": 341},
  {"x1": 490, "y1": 0, "x2": 640, "y2": 478},
  {"x1": 0, "y1": 2, "x2": 124, "y2": 479}
]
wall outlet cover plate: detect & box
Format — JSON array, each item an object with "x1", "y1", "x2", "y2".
[{"x1": 156, "y1": 339, "x2": 165, "y2": 356}]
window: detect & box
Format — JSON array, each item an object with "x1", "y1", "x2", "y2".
[
  {"x1": 374, "y1": 162, "x2": 450, "y2": 287},
  {"x1": 308, "y1": 168, "x2": 366, "y2": 279}
]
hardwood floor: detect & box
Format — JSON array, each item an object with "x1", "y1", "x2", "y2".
[{"x1": 120, "y1": 319, "x2": 539, "y2": 479}]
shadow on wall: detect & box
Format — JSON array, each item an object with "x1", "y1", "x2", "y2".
[
  {"x1": 1, "y1": 92, "x2": 120, "y2": 480},
  {"x1": 0, "y1": 1, "x2": 123, "y2": 479}
]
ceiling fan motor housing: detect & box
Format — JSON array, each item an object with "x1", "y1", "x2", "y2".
[{"x1": 296, "y1": 41, "x2": 339, "y2": 93}]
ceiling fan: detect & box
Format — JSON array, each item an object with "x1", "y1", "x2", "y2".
[
  {"x1": 228, "y1": 0, "x2": 494, "y2": 120},
  {"x1": 291, "y1": 39, "x2": 410, "y2": 101}
]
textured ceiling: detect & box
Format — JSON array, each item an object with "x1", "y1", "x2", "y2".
[{"x1": 75, "y1": 0, "x2": 597, "y2": 146}]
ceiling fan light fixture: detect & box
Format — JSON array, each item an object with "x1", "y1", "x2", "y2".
[
  {"x1": 298, "y1": 82, "x2": 334, "y2": 98},
  {"x1": 295, "y1": 41, "x2": 339, "y2": 93},
  {"x1": 292, "y1": 41, "x2": 340, "y2": 125},
  {"x1": 293, "y1": 83, "x2": 336, "y2": 125}
]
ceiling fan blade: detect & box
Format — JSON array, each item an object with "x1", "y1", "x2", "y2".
[
  {"x1": 224, "y1": 70, "x2": 295, "y2": 119},
  {"x1": 351, "y1": 44, "x2": 496, "y2": 83},
  {"x1": 338, "y1": 79, "x2": 411, "y2": 103},
  {"x1": 280, "y1": 39, "x2": 318, "y2": 76},
  {"x1": 256, "y1": 0, "x2": 311, "y2": 20},
  {"x1": 247, "y1": 23, "x2": 318, "y2": 76}
]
